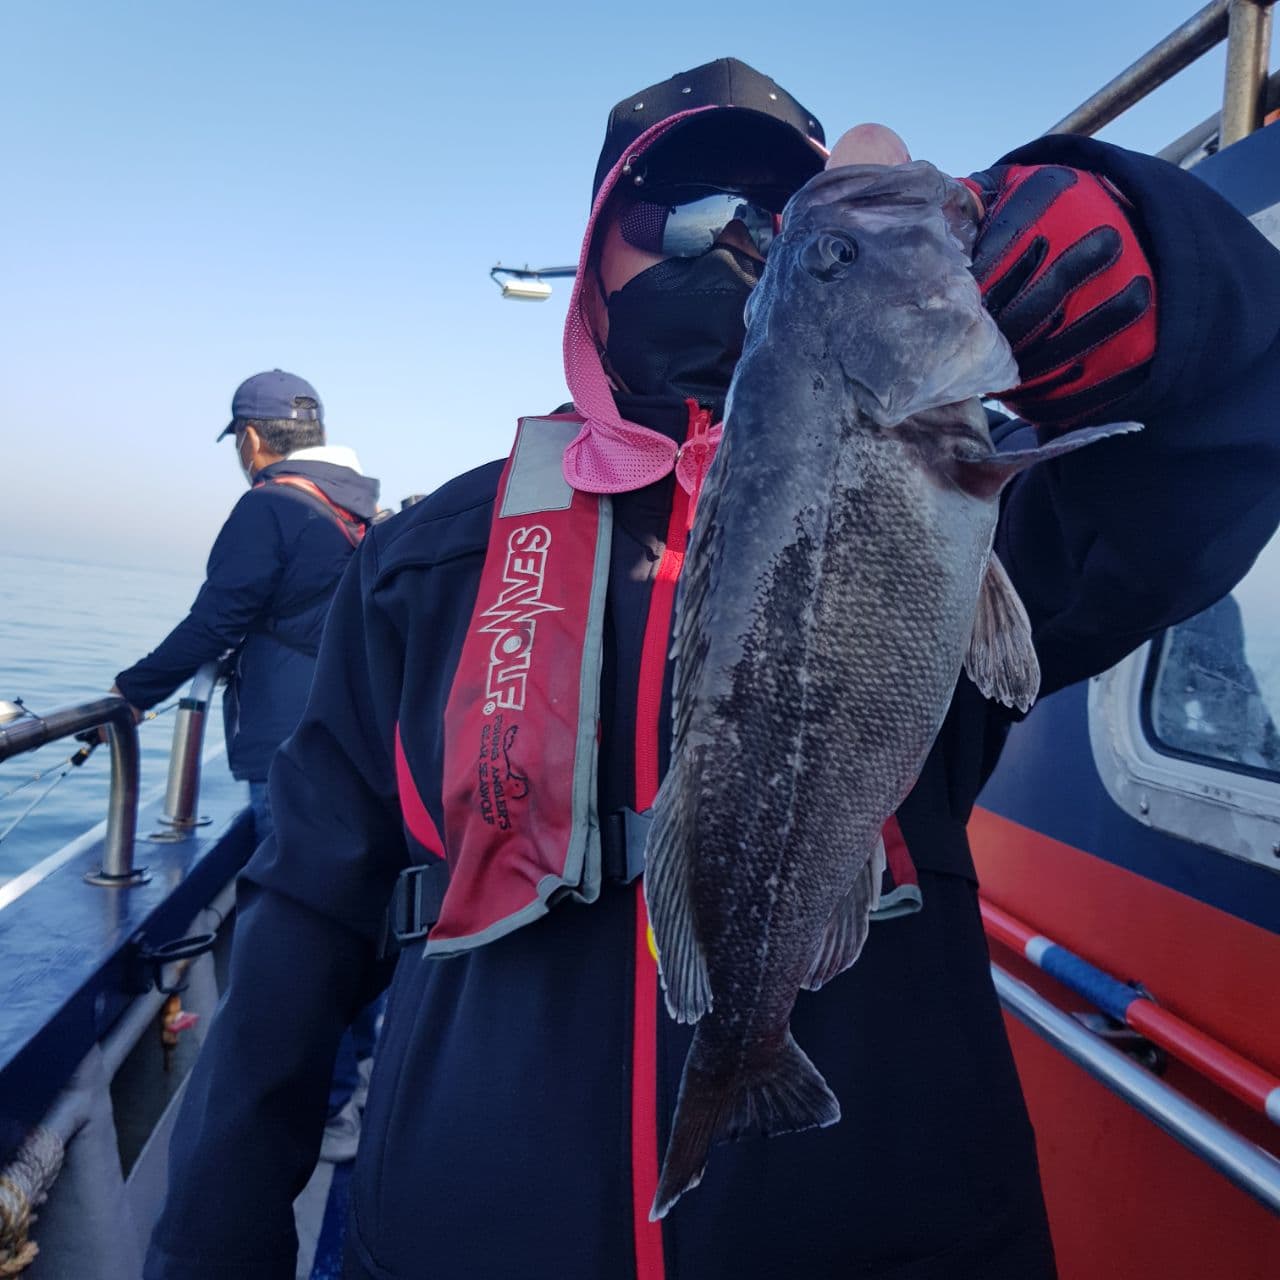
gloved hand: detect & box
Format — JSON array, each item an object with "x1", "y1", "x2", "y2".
[{"x1": 961, "y1": 164, "x2": 1157, "y2": 431}]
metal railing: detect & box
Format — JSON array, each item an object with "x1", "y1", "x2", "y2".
[
  {"x1": 1046, "y1": 0, "x2": 1275, "y2": 148},
  {"x1": 0, "y1": 696, "x2": 144, "y2": 886},
  {"x1": 0, "y1": 661, "x2": 222, "y2": 886},
  {"x1": 982, "y1": 899, "x2": 1280, "y2": 1127},
  {"x1": 993, "y1": 965, "x2": 1280, "y2": 1216},
  {"x1": 158, "y1": 662, "x2": 220, "y2": 833}
]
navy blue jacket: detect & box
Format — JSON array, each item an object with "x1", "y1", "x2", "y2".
[
  {"x1": 116, "y1": 458, "x2": 380, "y2": 782},
  {"x1": 146, "y1": 140, "x2": 1280, "y2": 1280}
]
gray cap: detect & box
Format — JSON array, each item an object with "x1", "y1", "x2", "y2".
[{"x1": 217, "y1": 369, "x2": 323, "y2": 440}]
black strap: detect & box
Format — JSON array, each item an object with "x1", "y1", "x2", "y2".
[
  {"x1": 601, "y1": 807, "x2": 653, "y2": 885},
  {"x1": 383, "y1": 862, "x2": 450, "y2": 953},
  {"x1": 385, "y1": 810, "x2": 650, "y2": 956}
]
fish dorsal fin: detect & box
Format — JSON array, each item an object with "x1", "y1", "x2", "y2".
[
  {"x1": 644, "y1": 768, "x2": 712, "y2": 1024},
  {"x1": 950, "y1": 420, "x2": 1143, "y2": 500},
  {"x1": 801, "y1": 836, "x2": 885, "y2": 992},
  {"x1": 965, "y1": 551, "x2": 1040, "y2": 712}
]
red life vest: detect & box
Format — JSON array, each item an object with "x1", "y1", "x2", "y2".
[
  {"x1": 257, "y1": 473, "x2": 367, "y2": 547},
  {"x1": 396, "y1": 415, "x2": 919, "y2": 959}
]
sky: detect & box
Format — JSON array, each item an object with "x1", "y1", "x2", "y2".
[{"x1": 0, "y1": 0, "x2": 1240, "y2": 577}]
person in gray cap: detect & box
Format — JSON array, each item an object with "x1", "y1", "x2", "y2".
[{"x1": 113, "y1": 367, "x2": 380, "y2": 834}]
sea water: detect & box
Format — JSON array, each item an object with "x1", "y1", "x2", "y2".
[{"x1": 0, "y1": 552, "x2": 237, "y2": 887}]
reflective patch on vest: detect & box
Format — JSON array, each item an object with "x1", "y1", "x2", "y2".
[
  {"x1": 501, "y1": 417, "x2": 577, "y2": 517},
  {"x1": 872, "y1": 814, "x2": 923, "y2": 920}
]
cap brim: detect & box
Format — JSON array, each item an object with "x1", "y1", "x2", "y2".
[
  {"x1": 628, "y1": 109, "x2": 826, "y2": 210},
  {"x1": 216, "y1": 422, "x2": 235, "y2": 441}
]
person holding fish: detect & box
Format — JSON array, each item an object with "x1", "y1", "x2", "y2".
[{"x1": 146, "y1": 59, "x2": 1280, "y2": 1280}]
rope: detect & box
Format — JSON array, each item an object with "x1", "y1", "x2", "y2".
[{"x1": 0, "y1": 1127, "x2": 64, "y2": 1275}]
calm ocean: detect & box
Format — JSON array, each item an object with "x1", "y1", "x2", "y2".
[{"x1": 0, "y1": 552, "x2": 239, "y2": 887}]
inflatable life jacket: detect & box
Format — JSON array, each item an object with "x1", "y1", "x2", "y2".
[
  {"x1": 257, "y1": 473, "x2": 368, "y2": 547},
  {"x1": 388, "y1": 415, "x2": 921, "y2": 960}
]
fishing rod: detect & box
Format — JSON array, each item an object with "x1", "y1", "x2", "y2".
[{"x1": 0, "y1": 698, "x2": 181, "y2": 845}]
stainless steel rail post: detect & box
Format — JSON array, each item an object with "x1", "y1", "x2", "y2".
[
  {"x1": 87, "y1": 711, "x2": 146, "y2": 886},
  {"x1": 993, "y1": 965, "x2": 1280, "y2": 1215},
  {"x1": 1045, "y1": 1, "x2": 1233, "y2": 137},
  {"x1": 1157, "y1": 66, "x2": 1280, "y2": 163},
  {"x1": 1222, "y1": 0, "x2": 1276, "y2": 144},
  {"x1": 157, "y1": 661, "x2": 220, "y2": 833}
]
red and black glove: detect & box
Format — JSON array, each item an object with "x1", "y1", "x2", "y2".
[{"x1": 961, "y1": 164, "x2": 1157, "y2": 431}]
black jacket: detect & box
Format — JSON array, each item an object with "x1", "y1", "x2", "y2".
[
  {"x1": 146, "y1": 140, "x2": 1280, "y2": 1279},
  {"x1": 116, "y1": 456, "x2": 380, "y2": 781}
]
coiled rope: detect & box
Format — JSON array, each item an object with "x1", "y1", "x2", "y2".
[{"x1": 0, "y1": 1127, "x2": 64, "y2": 1275}]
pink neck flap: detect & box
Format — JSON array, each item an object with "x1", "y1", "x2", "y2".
[{"x1": 560, "y1": 108, "x2": 724, "y2": 496}]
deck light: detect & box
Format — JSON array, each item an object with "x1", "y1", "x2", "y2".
[{"x1": 490, "y1": 264, "x2": 578, "y2": 301}]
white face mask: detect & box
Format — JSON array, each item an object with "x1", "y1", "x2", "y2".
[{"x1": 236, "y1": 434, "x2": 255, "y2": 485}]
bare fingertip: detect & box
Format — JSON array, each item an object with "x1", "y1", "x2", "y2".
[{"x1": 826, "y1": 124, "x2": 912, "y2": 169}]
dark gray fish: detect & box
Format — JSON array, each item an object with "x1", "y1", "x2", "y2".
[{"x1": 645, "y1": 160, "x2": 1139, "y2": 1219}]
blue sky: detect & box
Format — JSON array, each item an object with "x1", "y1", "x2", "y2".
[{"x1": 2, "y1": 1, "x2": 1232, "y2": 575}]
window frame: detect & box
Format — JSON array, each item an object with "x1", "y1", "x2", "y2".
[
  {"x1": 1088, "y1": 638, "x2": 1280, "y2": 873},
  {"x1": 1139, "y1": 627, "x2": 1280, "y2": 786}
]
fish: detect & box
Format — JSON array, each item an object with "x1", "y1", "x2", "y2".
[{"x1": 644, "y1": 156, "x2": 1140, "y2": 1220}]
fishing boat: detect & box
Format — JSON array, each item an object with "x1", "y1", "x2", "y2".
[
  {"x1": 968, "y1": 6, "x2": 1280, "y2": 1276},
  {"x1": 2, "y1": 5, "x2": 1278, "y2": 1277}
]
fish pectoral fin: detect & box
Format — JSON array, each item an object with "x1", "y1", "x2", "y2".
[
  {"x1": 965, "y1": 552, "x2": 1040, "y2": 713},
  {"x1": 801, "y1": 846, "x2": 881, "y2": 992},
  {"x1": 644, "y1": 777, "x2": 712, "y2": 1024},
  {"x1": 950, "y1": 420, "x2": 1143, "y2": 500}
]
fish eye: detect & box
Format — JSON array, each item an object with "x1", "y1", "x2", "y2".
[{"x1": 801, "y1": 231, "x2": 858, "y2": 281}]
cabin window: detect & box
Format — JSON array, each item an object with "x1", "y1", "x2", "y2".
[
  {"x1": 1085, "y1": 522, "x2": 1280, "y2": 868},
  {"x1": 1144, "y1": 550, "x2": 1280, "y2": 783}
]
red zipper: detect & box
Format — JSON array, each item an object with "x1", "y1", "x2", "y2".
[
  {"x1": 630, "y1": 402, "x2": 701, "y2": 1280},
  {"x1": 675, "y1": 400, "x2": 715, "y2": 532}
]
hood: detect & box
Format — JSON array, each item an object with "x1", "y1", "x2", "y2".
[
  {"x1": 561, "y1": 107, "x2": 825, "y2": 496},
  {"x1": 288, "y1": 444, "x2": 365, "y2": 473},
  {"x1": 260, "y1": 451, "x2": 381, "y2": 520}
]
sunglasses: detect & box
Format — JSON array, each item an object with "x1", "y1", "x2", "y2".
[{"x1": 617, "y1": 191, "x2": 780, "y2": 260}]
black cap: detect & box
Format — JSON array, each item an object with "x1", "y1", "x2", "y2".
[{"x1": 592, "y1": 58, "x2": 826, "y2": 209}]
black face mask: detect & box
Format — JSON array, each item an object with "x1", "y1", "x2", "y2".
[{"x1": 603, "y1": 245, "x2": 762, "y2": 410}]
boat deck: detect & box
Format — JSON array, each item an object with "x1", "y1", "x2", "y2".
[{"x1": 296, "y1": 1156, "x2": 353, "y2": 1280}]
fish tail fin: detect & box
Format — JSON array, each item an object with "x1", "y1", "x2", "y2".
[{"x1": 649, "y1": 1028, "x2": 840, "y2": 1220}]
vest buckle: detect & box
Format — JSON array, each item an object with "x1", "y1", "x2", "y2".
[
  {"x1": 602, "y1": 807, "x2": 653, "y2": 884},
  {"x1": 387, "y1": 861, "x2": 449, "y2": 951}
]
